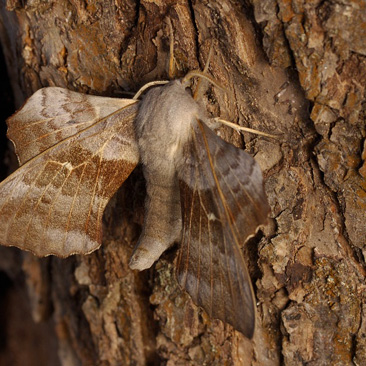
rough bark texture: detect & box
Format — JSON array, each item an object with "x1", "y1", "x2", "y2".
[{"x1": 0, "y1": 0, "x2": 365, "y2": 365}]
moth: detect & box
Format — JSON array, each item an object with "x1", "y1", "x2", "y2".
[{"x1": 0, "y1": 67, "x2": 269, "y2": 338}]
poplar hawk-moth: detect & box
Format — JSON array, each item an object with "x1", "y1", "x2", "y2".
[{"x1": 0, "y1": 70, "x2": 269, "y2": 338}]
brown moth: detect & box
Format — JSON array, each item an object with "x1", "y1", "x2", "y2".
[{"x1": 0, "y1": 69, "x2": 269, "y2": 338}]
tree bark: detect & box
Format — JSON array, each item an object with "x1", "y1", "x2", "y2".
[{"x1": 0, "y1": 0, "x2": 365, "y2": 365}]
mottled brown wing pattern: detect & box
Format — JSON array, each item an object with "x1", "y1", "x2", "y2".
[
  {"x1": 177, "y1": 120, "x2": 270, "y2": 337},
  {"x1": 7, "y1": 87, "x2": 135, "y2": 165},
  {"x1": 0, "y1": 102, "x2": 139, "y2": 257}
]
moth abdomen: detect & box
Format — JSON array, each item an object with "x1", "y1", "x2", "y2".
[{"x1": 129, "y1": 178, "x2": 182, "y2": 271}]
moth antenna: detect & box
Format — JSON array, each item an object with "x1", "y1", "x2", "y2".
[
  {"x1": 216, "y1": 118, "x2": 278, "y2": 139},
  {"x1": 133, "y1": 80, "x2": 169, "y2": 100},
  {"x1": 193, "y1": 40, "x2": 214, "y2": 100},
  {"x1": 167, "y1": 17, "x2": 176, "y2": 79},
  {"x1": 203, "y1": 41, "x2": 214, "y2": 74}
]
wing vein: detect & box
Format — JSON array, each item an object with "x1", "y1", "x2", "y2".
[
  {"x1": 221, "y1": 150, "x2": 263, "y2": 220},
  {"x1": 62, "y1": 164, "x2": 87, "y2": 250},
  {"x1": 23, "y1": 163, "x2": 72, "y2": 247},
  {"x1": 42, "y1": 168, "x2": 74, "y2": 251},
  {"x1": 82, "y1": 154, "x2": 103, "y2": 251}
]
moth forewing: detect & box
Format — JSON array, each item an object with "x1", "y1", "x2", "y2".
[
  {"x1": 0, "y1": 97, "x2": 139, "y2": 257},
  {"x1": 176, "y1": 118, "x2": 269, "y2": 338}
]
